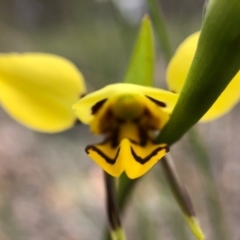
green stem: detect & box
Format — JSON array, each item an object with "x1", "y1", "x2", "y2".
[
  {"x1": 188, "y1": 128, "x2": 230, "y2": 240},
  {"x1": 147, "y1": 0, "x2": 172, "y2": 61},
  {"x1": 161, "y1": 155, "x2": 196, "y2": 218},
  {"x1": 161, "y1": 155, "x2": 204, "y2": 240},
  {"x1": 117, "y1": 172, "x2": 138, "y2": 211},
  {"x1": 104, "y1": 172, "x2": 127, "y2": 240}
]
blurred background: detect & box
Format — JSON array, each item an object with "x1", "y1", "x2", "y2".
[{"x1": 0, "y1": 0, "x2": 240, "y2": 239}]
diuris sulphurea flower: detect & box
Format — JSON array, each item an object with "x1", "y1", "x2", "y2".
[
  {"x1": 73, "y1": 31, "x2": 240, "y2": 179},
  {"x1": 73, "y1": 83, "x2": 178, "y2": 179}
]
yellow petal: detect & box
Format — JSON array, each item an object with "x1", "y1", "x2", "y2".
[
  {"x1": 89, "y1": 93, "x2": 171, "y2": 135},
  {"x1": 73, "y1": 83, "x2": 178, "y2": 125},
  {"x1": 86, "y1": 140, "x2": 124, "y2": 177},
  {"x1": 167, "y1": 32, "x2": 240, "y2": 121},
  {"x1": 166, "y1": 32, "x2": 199, "y2": 93},
  {"x1": 122, "y1": 139, "x2": 168, "y2": 179},
  {"x1": 0, "y1": 53, "x2": 86, "y2": 132}
]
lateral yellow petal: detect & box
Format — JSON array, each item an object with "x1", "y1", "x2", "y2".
[
  {"x1": 201, "y1": 73, "x2": 240, "y2": 121},
  {"x1": 167, "y1": 32, "x2": 199, "y2": 93},
  {"x1": 0, "y1": 53, "x2": 85, "y2": 132},
  {"x1": 73, "y1": 88, "x2": 111, "y2": 124},
  {"x1": 86, "y1": 141, "x2": 124, "y2": 177},
  {"x1": 89, "y1": 99, "x2": 110, "y2": 134},
  {"x1": 167, "y1": 32, "x2": 240, "y2": 121},
  {"x1": 122, "y1": 139, "x2": 168, "y2": 179}
]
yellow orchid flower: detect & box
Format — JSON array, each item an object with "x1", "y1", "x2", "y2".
[
  {"x1": 167, "y1": 31, "x2": 240, "y2": 122},
  {"x1": 0, "y1": 53, "x2": 86, "y2": 133},
  {"x1": 73, "y1": 31, "x2": 240, "y2": 180},
  {"x1": 73, "y1": 83, "x2": 178, "y2": 179}
]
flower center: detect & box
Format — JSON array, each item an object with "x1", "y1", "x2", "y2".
[{"x1": 112, "y1": 95, "x2": 144, "y2": 120}]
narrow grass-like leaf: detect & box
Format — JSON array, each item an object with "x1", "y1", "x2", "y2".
[
  {"x1": 158, "y1": 0, "x2": 240, "y2": 145},
  {"x1": 147, "y1": 0, "x2": 172, "y2": 62},
  {"x1": 123, "y1": 15, "x2": 154, "y2": 86}
]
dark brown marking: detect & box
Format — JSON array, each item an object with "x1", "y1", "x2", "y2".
[
  {"x1": 129, "y1": 139, "x2": 139, "y2": 145},
  {"x1": 74, "y1": 118, "x2": 82, "y2": 125},
  {"x1": 116, "y1": 118, "x2": 126, "y2": 124},
  {"x1": 138, "y1": 126, "x2": 148, "y2": 146},
  {"x1": 80, "y1": 93, "x2": 87, "y2": 99},
  {"x1": 110, "y1": 127, "x2": 120, "y2": 148},
  {"x1": 146, "y1": 96, "x2": 166, "y2": 107},
  {"x1": 132, "y1": 118, "x2": 140, "y2": 123},
  {"x1": 91, "y1": 99, "x2": 107, "y2": 114},
  {"x1": 130, "y1": 145, "x2": 169, "y2": 164},
  {"x1": 85, "y1": 145, "x2": 120, "y2": 165}
]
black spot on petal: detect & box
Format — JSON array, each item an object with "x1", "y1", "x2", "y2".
[
  {"x1": 146, "y1": 96, "x2": 166, "y2": 107},
  {"x1": 91, "y1": 99, "x2": 107, "y2": 114}
]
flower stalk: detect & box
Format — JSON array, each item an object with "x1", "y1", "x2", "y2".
[
  {"x1": 188, "y1": 128, "x2": 230, "y2": 240},
  {"x1": 161, "y1": 155, "x2": 205, "y2": 240},
  {"x1": 104, "y1": 172, "x2": 126, "y2": 240}
]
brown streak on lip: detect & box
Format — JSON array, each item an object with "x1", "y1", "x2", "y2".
[
  {"x1": 146, "y1": 95, "x2": 167, "y2": 107},
  {"x1": 80, "y1": 93, "x2": 87, "y2": 99},
  {"x1": 91, "y1": 99, "x2": 107, "y2": 114},
  {"x1": 130, "y1": 145, "x2": 169, "y2": 164},
  {"x1": 85, "y1": 145, "x2": 120, "y2": 165},
  {"x1": 74, "y1": 119, "x2": 82, "y2": 125}
]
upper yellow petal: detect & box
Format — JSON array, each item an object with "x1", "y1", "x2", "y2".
[
  {"x1": 167, "y1": 32, "x2": 240, "y2": 121},
  {"x1": 0, "y1": 53, "x2": 86, "y2": 132},
  {"x1": 73, "y1": 83, "x2": 178, "y2": 126}
]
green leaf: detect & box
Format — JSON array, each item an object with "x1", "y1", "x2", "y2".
[
  {"x1": 123, "y1": 15, "x2": 154, "y2": 86},
  {"x1": 158, "y1": 0, "x2": 240, "y2": 145},
  {"x1": 147, "y1": 0, "x2": 172, "y2": 62}
]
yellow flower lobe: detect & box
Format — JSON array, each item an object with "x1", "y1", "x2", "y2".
[{"x1": 73, "y1": 83, "x2": 178, "y2": 178}]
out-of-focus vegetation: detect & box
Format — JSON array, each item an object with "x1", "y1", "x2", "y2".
[{"x1": 0, "y1": 0, "x2": 240, "y2": 240}]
